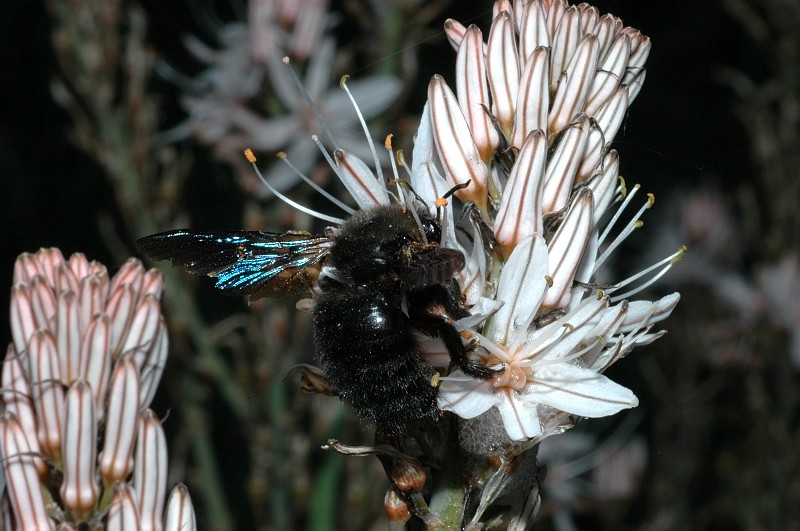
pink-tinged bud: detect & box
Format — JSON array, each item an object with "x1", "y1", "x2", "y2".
[
  {"x1": 139, "y1": 321, "x2": 168, "y2": 407},
  {"x1": 100, "y1": 356, "x2": 141, "y2": 485},
  {"x1": 384, "y1": 487, "x2": 412, "y2": 523},
  {"x1": 456, "y1": 25, "x2": 498, "y2": 163},
  {"x1": 542, "y1": 114, "x2": 590, "y2": 214},
  {"x1": 10, "y1": 282, "x2": 39, "y2": 357},
  {"x1": 549, "y1": 4, "x2": 580, "y2": 91},
  {"x1": 67, "y1": 252, "x2": 91, "y2": 280},
  {"x1": 56, "y1": 290, "x2": 81, "y2": 384},
  {"x1": 110, "y1": 258, "x2": 146, "y2": 296},
  {"x1": 542, "y1": 188, "x2": 594, "y2": 311},
  {"x1": 443, "y1": 18, "x2": 467, "y2": 51},
  {"x1": 134, "y1": 410, "x2": 168, "y2": 531},
  {"x1": 81, "y1": 313, "x2": 112, "y2": 416},
  {"x1": 35, "y1": 248, "x2": 66, "y2": 288},
  {"x1": 164, "y1": 483, "x2": 197, "y2": 531},
  {"x1": 140, "y1": 268, "x2": 165, "y2": 299},
  {"x1": 29, "y1": 329, "x2": 65, "y2": 460},
  {"x1": 2, "y1": 345, "x2": 46, "y2": 476},
  {"x1": 511, "y1": 46, "x2": 549, "y2": 150},
  {"x1": 120, "y1": 294, "x2": 161, "y2": 369},
  {"x1": 0, "y1": 411, "x2": 54, "y2": 530},
  {"x1": 486, "y1": 11, "x2": 520, "y2": 138},
  {"x1": 60, "y1": 380, "x2": 100, "y2": 518},
  {"x1": 13, "y1": 252, "x2": 44, "y2": 284},
  {"x1": 518, "y1": 0, "x2": 549, "y2": 61},
  {"x1": 106, "y1": 483, "x2": 141, "y2": 530},
  {"x1": 55, "y1": 261, "x2": 80, "y2": 296},
  {"x1": 78, "y1": 272, "x2": 107, "y2": 334},
  {"x1": 495, "y1": 130, "x2": 547, "y2": 259},
  {"x1": 428, "y1": 75, "x2": 488, "y2": 209},
  {"x1": 549, "y1": 35, "x2": 600, "y2": 134},
  {"x1": 106, "y1": 283, "x2": 137, "y2": 357}
]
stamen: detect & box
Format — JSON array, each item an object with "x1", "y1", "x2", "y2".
[
  {"x1": 282, "y1": 57, "x2": 338, "y2": 149},
  {"x1": 598, "y1": 183, "x2": 640, "y2": 247},
  {"x1": 276, "y1": 152, "x2": 355, "y2": 215},
  {"x1": 244, "y1": 150, "x2": 343, "y2": 225},
  {"x1": 340, "y1": 75, "x2": 385, "y2": 188},
  {"x1": 593, "y1": 191, "x2": 653, "y2": 273},
  {"x1": 608, "y1": 246, "x2": 686, "y2": 301}
]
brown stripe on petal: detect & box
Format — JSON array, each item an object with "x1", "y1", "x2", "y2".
[
  {"x1": 428, "y1": 75, "x2": 488, "y2": 207},
  {"x1": 334, "y1": 149, "x2": 389, "y2": 208},
  {"x1": 13, "y1": 252, "x2": 45, "y2": 284},
  {"x1": 577, "y1": 86, "x2": 628, "y2": 181},
  {"x1": 134, "y1": 409, "x2": 168, "y2": 531},
  {"x1": 444, "y1": 18, "x2": 467, "y2": 52},
  {"x1": 164, "y1": 484, "x2": 197, "y2": 531},
  {"x1": 56, "y1": 290, "x2": 81, "y2": 384},
  {"x1": 67, "y1": 252, "x2": 91, "y2": 280},
  {"x1": 100, "y1": 356, "x2": 141, "y2": 486},
  {"x1": 107, "y1": 483, "x2": 141, "y2": 530},
  {"x1": 518, "y1": 0, "x2": 550, "y2": 63},
  {"x1": 457, "y1": 25, "x2": 498, "y2": 163},
  {"x1": 593, "y1": 14, "x2": 624, "y2": 60},
  {"x1": 0, "y1": 412, "x2": 54, "y2": 530},
  {"x1": 549, "y1": 4, "x2": 581, "y2": 91},
  {"x1": 511, "y1": 46, "x2": 549, "y2": 150},
  {"x1": 109, "y1": 258, "x2": 146, "y2": 297},
  {"x1": 120, "y1": 294, "x2": 161, "y2": 371},
  {"x1": 2, "y1": 345, "x2": 46, "y2": 476},
  {"x1": 106, "y1": 283, "x2": 136, "y2": 357},
  {"x1": 10, "y1": 283, "x2": 37, "y2": 359},
  {"x1": 549, "y1": 35, "x2": 600, "y2": 134},
  {"x1": 78, "y1": 272, "x2": 107, "y2": 334},
  {"x1": 81, "y1": 313, "x2": 112, "y2": 416},
  {"x1": 28, "y1": 276, "x2": 57, "y2": 333},
  {"x1": 486, "y1": 10, "x2": 520, "y2": 137},
  {"x1": 29, "y1": 330, "x2": 64, "y2": 460},
  {"x1": 542, "y1": 114, "x2": 590, "y2": 214},
  {"x1": 139, "y1": 320, "x2": 168, "y2": 408},
  {"x1": 542, "y1": 188, "x2": 594, "y2": 311},
  {"x1": 60, "y1": 380, "x2": 99, "y2": 518},
  {"x1": 495, "y1": 131, "x2": 547, "y2": 258},
  {"x1": 584, "y1": 33, "x2": 630, "y2": 117}
]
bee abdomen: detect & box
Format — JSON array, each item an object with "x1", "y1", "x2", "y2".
[{"x1": 313, "y1": 290, "x2": 439, "y2": 436}]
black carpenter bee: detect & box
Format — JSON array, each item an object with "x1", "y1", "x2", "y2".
[{"x1": 137, "y1": 202, "x2": 499, "y2": 437}]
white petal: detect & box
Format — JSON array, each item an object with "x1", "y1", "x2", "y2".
[
  {"x1": 437, "y1": 374, "x2": 498, "y2": 419},
  {"x1": 530, "y1": 364, "x2": 638, "y2": 416},
  {"x1": 619, "y1": 293, "x2": 681, "y2": 332},
  {"x1": 496, "y1": 391, "x2": 542, "y2": 440},
  {"x1": 489, "y1": 235, "x2": 549, "y2": 347}
]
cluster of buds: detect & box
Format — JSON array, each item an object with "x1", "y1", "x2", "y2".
[{"x1": 2, "y1": 249, "x2": 194, "y2": 529}]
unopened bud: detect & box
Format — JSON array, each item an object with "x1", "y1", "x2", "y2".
[
  {"x1": 391, "y1": 457, "x2": 427, "y2": 493},
  {"x1": 384, "y1": 487, "x2": 411, "y2": 523}
]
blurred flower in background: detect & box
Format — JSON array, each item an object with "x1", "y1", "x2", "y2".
[
  {"x1": 158, "y1": 0, "x2": 403, "y2": 197},
  {"x1": 2, "y1": 249, "x2": 195, "y2": 529}
]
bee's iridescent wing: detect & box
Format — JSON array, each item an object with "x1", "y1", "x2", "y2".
[{"x1": 137, "y1": 230, "x2": 333, "y2": 300}]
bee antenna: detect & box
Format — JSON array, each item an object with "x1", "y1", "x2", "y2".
[
  {"x1": 435, "y1": 180, "x2": 471, "y2": 223},
  {"x1": 244, "y1": 149, "x2": 344, "y2": 225}
]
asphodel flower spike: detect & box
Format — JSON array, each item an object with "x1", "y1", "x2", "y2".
[
  {"x1": 1, "y1": 248, "x2": 196, "y2": 529},
  {"x1": 425, "y1": 0, "x2": 680, "y2": 455}
]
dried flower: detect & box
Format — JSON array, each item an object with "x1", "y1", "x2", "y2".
[{"x1": 1, "y1": 248, "x2": 195, "y2": 529}]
